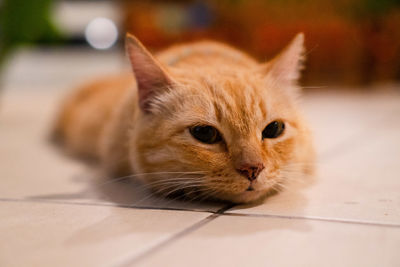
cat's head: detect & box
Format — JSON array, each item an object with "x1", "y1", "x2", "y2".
[{"x1": 126, "y1": 33, "x2": 313, "y2": 203}]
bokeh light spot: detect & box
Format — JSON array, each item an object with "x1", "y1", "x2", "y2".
[{"x1": 85, "y1": 17, "x2": 118, "y2": 50}]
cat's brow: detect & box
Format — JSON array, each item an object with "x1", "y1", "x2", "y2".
[{"x1": 208, "y1": 78, "x2": 262, "y2": 134}]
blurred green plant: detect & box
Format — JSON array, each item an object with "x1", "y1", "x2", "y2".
[{"x1": 0, "y1": 0, "x2": 62, "y2": 71}]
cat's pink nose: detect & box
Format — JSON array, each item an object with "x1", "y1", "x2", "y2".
[{"x1": 236, "y1": 163, "x2": 265, "y2": 181}]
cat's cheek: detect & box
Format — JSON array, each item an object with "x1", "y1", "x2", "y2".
[
  {"x1": 128, "y1": 141, "x2": 144, "y2": 175},
  {"x1": 143, "y1": 147, "x2": 173, "y2": 164}
]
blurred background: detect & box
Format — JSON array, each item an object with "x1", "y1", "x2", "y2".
[{"x1": 1, "y1": 0, "x2": 400, "y2": 87}]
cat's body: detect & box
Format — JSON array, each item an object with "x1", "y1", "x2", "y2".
[{"x1": 54, "y1": 34, "x2": 314, "y2": 203}]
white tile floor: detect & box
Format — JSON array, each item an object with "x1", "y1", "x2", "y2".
[{"x1": 1, "y1": 48, "x2": 399, "y2": 267}]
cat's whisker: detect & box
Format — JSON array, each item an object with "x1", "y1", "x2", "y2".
[
  {"x1": 161, "y1": 183, "x2": 205, "y2": 194},
  {"x1": 304, "y1": 43, "x2": 319, "y2": 57},
  {"x1": 107, "y1": 170, "x2": 207, "y2": 180},
  {"x1": 301, "y1": 86, "x2": 328, "y2": 89},
  {"x1": 93, "y1": 171, "x2": 207, "y2": 188},
  {"x1": 279, "y1": 172, "x2": 308, "y2": 184},
  {"x1": 141, "y1": 179, "x2": 202, "y2": 187},
  {"x1": 161, "y1": 186, "x2": 213, "y2": 204},
  {"x1": 128, "y1": 181, "x2": 201, "y2": 205},
  {"x1": 129, "y1": 182, "x2": 203, "y2": 198},
  {"x1": 155, "y1": 183, "x2": 204, "y2": 194},
  {"x1": 128, "y1": 193, "x2": 158, "y2": 206},
  {"x1": 135, "y1": 177, "x2": 205, "y2": 189},
  {"x1": 170, "y1": 185, "x2": 218, "y2": 203},
  {"x1": 271, "y1": 177, "x2": 304, "y2": 193},
  {"x1": 140, "y1": 178, "x2": 205, "y2": 193},
  {"x1": 142, "y1": 184, "x2": 204, "y2": 204},
  {"x1": 194, "y1": 188, "x2": 220, "y2": 202}
]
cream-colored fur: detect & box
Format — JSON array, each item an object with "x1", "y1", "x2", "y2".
[{"x1": 53, "y1": 33, "x2": 314, "y2": 203}]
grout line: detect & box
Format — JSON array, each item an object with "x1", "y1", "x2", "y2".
[
  {"x1": 0, "y1": 197, "x2": 223, "y2": 214},
  {"x1": 222, "y1": 212, "x2": 400, "y2": 228},
  {"x1": 115, "y1": 204, "x2": 235, "y2": 267},
  {"x1": 2, "y1": 197, "x2": 399, "y2": 228}
]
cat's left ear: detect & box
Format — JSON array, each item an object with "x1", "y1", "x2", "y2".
[
  {"x1": 262, "y1": 33, "x2": 305, "y2": 87},
  {"x1": 126, "y1": 33, "x2": 175, "y2": 113}
]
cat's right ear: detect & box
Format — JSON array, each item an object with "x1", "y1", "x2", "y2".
[
  {"x1": 125, "y1": 33, "x2": 174, "y2": 113},
  {"x1": 261, "y1": 33, "x2": 305, "y2": 88}
]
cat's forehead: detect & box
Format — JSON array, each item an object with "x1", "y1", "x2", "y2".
[
  {"x1": 179, "y1": 72, "x2": 280, "y2": 133},
  {"x1": 209, "y1": 76, "x2": 266, "y2": 122}
]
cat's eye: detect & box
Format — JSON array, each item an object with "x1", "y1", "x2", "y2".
[
  {"x1": 262, "y1": 120, "x2": 285, "y2": 139},
  {"x1": 190, "y1": 125, "x2": 222, "y2": 144}
]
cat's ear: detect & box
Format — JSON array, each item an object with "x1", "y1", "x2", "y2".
[
  {"x1": 125, "y1": 33, "x2": 174, "y2": 112},
  {"x1": 262, "y1": 33, "x2": 305, "y2": 87}
]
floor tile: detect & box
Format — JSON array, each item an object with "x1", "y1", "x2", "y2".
[
  {"x1": 0, "y1": 201, "x2": 209, "y2": 267},
  {"x1": 139, "y1": 215, "x2": 400, "y2": 267},
  {"x1": 302, "y1": 89, "x2": 400, "y2": 159},
  {"x1": 229, "y1": 107, "x2": 400, "y2": 225}
]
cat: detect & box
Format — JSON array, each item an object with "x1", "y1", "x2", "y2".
[{"x1": 53, "y1": 33, "x2": 314, "y2": 204}]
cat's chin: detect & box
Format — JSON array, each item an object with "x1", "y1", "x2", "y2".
[{"x1": 216, "y1": 188, "x2": 274, "y2": 204}]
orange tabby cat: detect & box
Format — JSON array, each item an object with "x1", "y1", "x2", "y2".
[{"x1": 53, "y1": 33, "x2": 314, "y2": 203}]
